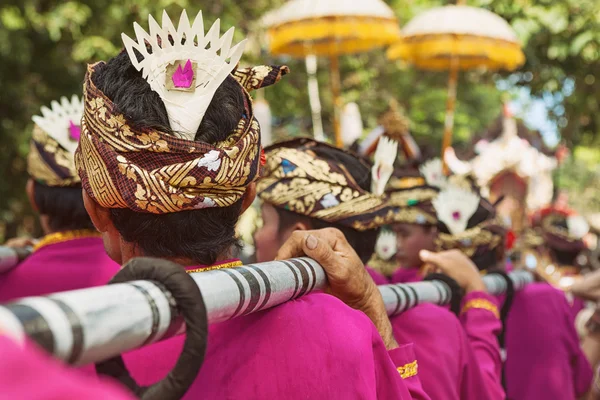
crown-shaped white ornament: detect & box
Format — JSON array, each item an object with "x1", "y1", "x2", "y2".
[
  {"x1": 122, "y1": 10, "x2": 246, "y2": 140},
  {"x1": 567, "y1": 215, "x2": 589, "y2": 240},
  {"x1": 419, "y1": 158, "x2": 446, "y2": 188},
  {"x1": 31, "y1": 95, "x2": 84, "y2": 154},
  {"x1": 371, "y1": 135, "x2": 398, "y2": 196},
  {"x1": 375, "y1": 230, "x2": 397, "y2": 261},
  {"x1": 433, "y1": 185, "x2": 480, "y2": 235}
]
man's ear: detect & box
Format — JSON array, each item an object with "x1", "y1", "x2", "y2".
[
  {"x1": 26, "y1": 179, "x2": 38, "y2": 212},
  {"x1": 292, "y1": 221, "x2": 310, "y2": 232},
  {"x1": 82, "y1": 190, "x2": 113, "y2": 233},
  {"x1": 241, "y1": 182, "x2": 257, "y2": 214}
]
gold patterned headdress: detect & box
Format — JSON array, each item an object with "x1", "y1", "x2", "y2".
[
  {"x1": 28, "y1": 95, "x2": 84, "y2": 187},
  {"x1": 257, "y1": 138, "x2": 395, "y2": 231},
  {"x1": 75, "y1": 10, "x2": 288, "y2": 214}
]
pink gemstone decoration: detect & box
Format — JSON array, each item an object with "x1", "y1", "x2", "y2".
[
  {"x1": 68, "y1": 120, "x2": 81, "y2": 141},
  {"x1": 452, "y1": 211, "x2": 461, "y2": 221},
  {"x1": 172, "y1": 59, "x2": 194, "y2": 88}
]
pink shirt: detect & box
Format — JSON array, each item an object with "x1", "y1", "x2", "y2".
[
  {"x1": 504, "y1": 282, "x2": 592, "y2": 399},
  {"x1": 0, "y1": 335, "x2": 134, "y2": 400},
  {"x1": 0, "y1": 235, "x2": 120, "y2": 302}
]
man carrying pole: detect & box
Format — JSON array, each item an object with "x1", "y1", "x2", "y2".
[{"x1": 74, "y1": 9, "x2": 425, "y2": 399}]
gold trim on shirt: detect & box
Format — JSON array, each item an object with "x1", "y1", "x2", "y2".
[
  {"x1": 397, "y1": 360, "x2": 418, "y2": 379},
  {"x1": 33, "y1": 230, "x2": 101, "y2": 252},
  {"x1": 186, "y1": 260, "x2": 244, "y2": 274},
  {"x1": 461, "y1": 298, "x2": 500, "y2": 319}
]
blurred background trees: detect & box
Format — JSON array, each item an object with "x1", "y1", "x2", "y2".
[{"x1": 0, "y1": 0, "x2": 598, "y2": 239}]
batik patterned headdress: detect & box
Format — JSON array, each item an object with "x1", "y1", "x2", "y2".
[
  {"x1": 28, "y1": 95, "x2": 84, "y2": 187},
  {"x1": 75, "y1": 10, "x2": 288, "y2": 213},
  {"x1": 384, "y1": 165, "x2": 439, "y2": 226},
  {"x1": 257, "y1": 138, "x2": 395, "y2": 231},
  {"x1": 434, "y1": 184, "x2": 506, "y2": 262}
]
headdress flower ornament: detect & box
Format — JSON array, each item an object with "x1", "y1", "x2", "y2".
[
  {"x1": 433, "y1": 183, "x2": 506, "y2": 261},
  {"x1": 433, "y1": 186, "x2": 479, "y2": 235},
  {"x1": 75, "y1": 9, "x2": 288, "y2": 214},
  {"x1": 257, "y1": 138, "x2": 395, "y2": 231},
  {"x1": 419, "y1": 158, "x2": 447, "y2": 189},
  {"x1": 28, "y1": 95, "x2": 84, "y2": 187},
  {"x1": 121, "y1": 10, "x2": 246, "y2": 138}
]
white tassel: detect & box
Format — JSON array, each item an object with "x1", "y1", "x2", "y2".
[
  {"x1": 371, "y1": 135, "x2": 398, "y2": 196},
  {"x1": 375, "y1": 230, "x2": 397, "y2": 261},
  {"x1": 419, "y1": 158, "x2": 446, "y2": 188}
]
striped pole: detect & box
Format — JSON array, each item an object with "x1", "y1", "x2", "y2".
[
  {"x1": 0, "y1": 258, "x2": 532, "y2": 366},
  {"x1": 0, "y1": 246, "x2": 33, "y2": 274},
  {"x1": 381, "y1": 270, "x2": 534, "y2": 317}
]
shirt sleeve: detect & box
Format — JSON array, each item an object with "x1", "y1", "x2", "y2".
[
  {"x1": 459, "y1": 291, "x2": 505, "y2": 399},
  {"x1": 387, "y1": 343, "x2": 431, "y2": 400}
]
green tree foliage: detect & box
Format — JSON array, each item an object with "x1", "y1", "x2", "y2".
[{"x1": 0, "y1": 0, "x2": 597, "y2": 237}]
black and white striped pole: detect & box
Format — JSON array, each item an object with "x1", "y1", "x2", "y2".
[{"x1": 0, "y1": 258, "x2": 533, "y2": 366}]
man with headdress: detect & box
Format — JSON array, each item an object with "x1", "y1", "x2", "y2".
[
  {"x1": 0, "y1": 96, "x2": 119, "y2": 302},
  {"x1": 75, "y1": 10, "x2": 422, "y2": 399},
  {"x1": 372, "y1": 159, "x2": 505, "y2": 400},
  {"x1": 255, "y1": 137, "x2": 504, "y2": 399},
  {"x1": 431, "y1": 181, "x2": 592, "y2": 399}
]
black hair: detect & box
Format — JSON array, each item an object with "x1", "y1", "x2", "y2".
[
  {"x1": 33, "y1": 181, "x2": 95, "y2": 232},
  {"x1": 92, "y1": 50, "x2": 245, "y2": 265},
  {"x1": 273, "y1": 145, "x2": 378, "y2": 264}
]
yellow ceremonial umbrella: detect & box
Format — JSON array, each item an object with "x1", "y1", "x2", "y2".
[
  {"x1": 263, "y1": 0, "x2": 401, "y2": 147},
  {"x1": 387, "y1": 3, "x2": 525, "y2": 163}
]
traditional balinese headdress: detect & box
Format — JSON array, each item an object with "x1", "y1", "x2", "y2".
[
  {"x1": 75, "y1": 10, "x2": 288, "y2": 213},
  {"x1": 434, "y1": 184, "x2": 506, "y2": 266},
  {"x1": 28, "y1": 95, "x2": 84, "y2": 187},
  {"x1": 531, "y1": 207, "x2": 589, "y2": 253},
  {"x1": 257, "y1": 138, "x2": 395, "y2": 231},
  {"x1": 384, "y1": 164, "x2": 440, "y2": 226}
]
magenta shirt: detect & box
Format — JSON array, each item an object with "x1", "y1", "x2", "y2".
[
  {"x1": 367, "y1": 266, "x2": 504, "y2": 400},
  {"x1": 122, "y1": 277, "x2": 425, "y2": 399},
  {"x1": 0, "y1": 335, "x2": 134, "y2": 400},
  {"x1": 504, "y1": 282, "x2": 593, "y2": 399},
  {"x1": 0, "y1": 236, "x2": 120, "y2": 302}
]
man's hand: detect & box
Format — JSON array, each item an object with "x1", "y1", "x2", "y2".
[
  {"x1": 419, "y1": 249, "x2": 486, "y2": 294},
  {"x1": 572, "y1": 269, "x2": 600, "y2": 302},
  {"x1": 276, "y1": 228, "x2": 398, "y2": 350},
  {"x1": 4, "y1": 237, "x2": 36, "y2": 249}
]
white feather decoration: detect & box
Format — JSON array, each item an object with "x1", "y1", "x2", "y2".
[
  {"x1": 371, "y1": 135, "x2": 398, "y2": 195},
  {"x1": 122, "y1": 10, "x2": 246, "y2": 140},
  {"x1": 567, "y1": 215, "x2": 589, "y2": 240},
  {"x1": 433, "y1": 185, "x2": 480, "y2": 234},
  {"x1": 31, "y1": 95, "x2": 84, "y2": 154},
  {"x1": 375, "y1": 230, "x2": 397, "y2": 261},
  {"x1": 419, "y1": 158, "x2": 446, "y2": 188}
]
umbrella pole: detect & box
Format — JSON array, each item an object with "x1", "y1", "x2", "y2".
[
  {"x1": 329, "y1": 55, "x2": 343, "y2": 147},
  {"x1": 441, "y1": 57, "x2": 459, "y2": 173},
  {"x1": 305, "y1": 55, "x2": 325, "y2": 142}
]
